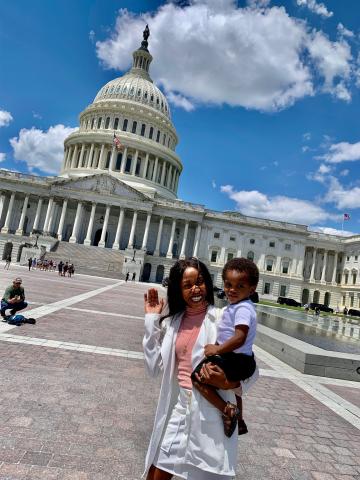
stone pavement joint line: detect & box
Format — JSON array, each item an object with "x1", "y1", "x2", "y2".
[
  {"x1": 253, "y1": 345, "x2": 360, "y2": 431},
  {"x1": 64, "y1": 306, "x2": 143, "y2": 320}
]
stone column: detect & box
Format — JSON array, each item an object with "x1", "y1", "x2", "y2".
[
  {"x1": 112, "y1": 208, "x2": 125, "y2": 250},
  {"x1": 84, "y1": 203, "x2": 96, "y2": 246},
  {"x1": 70, "y1": 145, "x2": 78, "y2": 168},
  {"x1": 143, "y1": 153, "x2": 149, "y2": 179},
  {"x1": 152, "y1": 157, "x2": 159, "y2": 182},
  {"x1": 15, "y1": 195, "x2": 30, "y2": 235},
  {"x1": 193, "y1": 223, "x2": 202, "y2": 257},
  {"x1": 97, "y1": 144, "x2": 105, "y2": 170},
  {"x1": 32, "y1": 197, "x2": 43, "y2": 232},
  {"x1": 1, "y1": 192, "x2": 15, "y2": 233},
  {"x1": 175, "y1": 171, "x2": 180, "y2": 192},
  {"x1": 171, "y1": 169, "x2": 177, "y2": 190},
  {"x1": 166, "y1": 219, "x2": 176, "y2": 258},
  {"x1": 127, "y1": 210, "x2": 138, "y2": 249},
  {"x1": 166, "y1": 165, "x2": 173, "y2": 189},
  {"x1": 0, "y1": 193, "x2": 5, "y2": 225},
  {"x1": 43, "y1": 197, "x2": 54, "y2": 233},
  {"x1": 57, "y1": 199, "x2": 68, "y2": 240},
  {"x1": 108, "y1": 146, "x2": 115, "y2": 172},
  {"x1": 321, "y1": 250, "x2": 328, "y2": 282},
  {"x1": 332, "y1": 251, "x2": 339, "y2": 283},
  {"x1": 309, "y1": 248, "x2": 317, "y2": 282},
  {"x1": 98, "y1": 205, "x2": 111, "y2": 248},
  {"x1": 154, "y1": 216, "x2": 164, "y2": 256},
  {"x1": 78, "y1": 144, "x2": 85, "y2": 167},
  {"x1": 180, "y1": 221, "x2": 189, "y2": 259},
  {"x1": 120, "y1": 147, "x2": 127, "y2": 173},
  {"x1": 69, "y1": 202, "x2": 83, "y2": 243},
  {"x1": 47, "y1": 201, "x2": 57, "y2": 233},
  {"x1": 131, "y1": 150, "x2": 139, "y2": 175},
  {"x1": 141, "y1": 213, "x2": 152, "y2": 250},
  {"x1": 160, "y1": 161, "x2": 166, "y2": 186},
  {"x1": 87, "y1": 143, "x2": 94, "y2": 168}
]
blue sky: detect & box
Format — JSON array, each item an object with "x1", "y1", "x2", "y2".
[{"x1": 1, "y1": 0, "x2": 360, "y2": 235}]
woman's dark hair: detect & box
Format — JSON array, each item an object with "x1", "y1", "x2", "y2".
[{"x1": 161, "y1": 258, "x2": 214, "y2": 322}]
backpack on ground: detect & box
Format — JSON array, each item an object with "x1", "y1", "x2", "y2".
[{"x1": 6, "y1": 314, "x2": 36, "y2": 325}]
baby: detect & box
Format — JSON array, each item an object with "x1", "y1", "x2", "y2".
[{"x1": 192, "y1": 257, "x2": 259, "y2": 437}]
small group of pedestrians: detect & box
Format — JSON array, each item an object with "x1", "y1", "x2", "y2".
[
  {"x1": 57, "y1": 260, "x2": 75, "y2": 277},
  {"x1": 125, "y1": 271, "x2": 136, "y2": 282}
]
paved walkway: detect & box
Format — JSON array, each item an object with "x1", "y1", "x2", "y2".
[{"x1": 0, "y1": 264, "x2": 359, "y2": 479}]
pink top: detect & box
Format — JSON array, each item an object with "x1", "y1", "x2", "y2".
[{"x1": 175, "y1": 304, "x2": 207, "y2": 389}]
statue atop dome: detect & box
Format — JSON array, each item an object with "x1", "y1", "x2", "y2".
[{"x1": 140, "y1": 25, "x2": 150, "y2": 51}]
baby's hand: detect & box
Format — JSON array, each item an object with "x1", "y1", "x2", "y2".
[{"x1": 204, "y1": 344, "x2": 220, "y2": 357}]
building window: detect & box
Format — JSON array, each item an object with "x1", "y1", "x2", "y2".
[
  {"x1": 282, "y1": 262, "x2": 289, "y2": 274},
  {"x1": 149, "y1": 127, "x2": 154, "y2": 140},
  {"x1": 156, "y1": 130, "x2": 160, "y2": 142},
  {"x1": 105, "y1": 151, "x2": 111, "y2": 169},
  {"x1": 230, "y1": 236, "x2": 236, "y2": 241},
  {"x1": 227, "y1": 253, "x2": 234, "y2": 262},
  {"x1": 250, "y1": 239, "x2": 255, "y2": 244},
  {"x1": 211, "y1": 251, "x2": 218, "y2": 263},
  {"x1": 342, "y1": 295, "x2": 346, "y2": 305},
  {"x1": 280, "y1": 285, "x2": 287, "y2": 297},
  {"x1": 135, "y1": 158, "x2": 141, "y2": 176},
  {"x1": 163, "y1": 134, "x2": 166, "y2": 145},
  {"x1": 247, "y1": 251, "x2": 254, "y2": 261},
  {"x1": 285, "y1": 244, "x2": 291, "y2": 251},
  {"x1": 214, "y1": 232, "x2": 220, "y2": 239},
  {"x1": 355, "y1": 256, "x2": 358, "y2": 261},
  {"x1": 122, "y1": 119, "x2": 128, "y2": 131},
  {"x1": 264, "y1": 283, "x2": 271, "y2": 294},
  {"x1": 141, "y1": 123, "x2": 146, "y2": 136},
  {"x1": 125, "y1": 155, "x2": 132, "y2": 173},
  {"x1": 337, "y1": 273, "x2": 341, "y2": 284},
  {"x1": 344, "y1": 274, "x2": 349, "y2": 284},
  {"x1": 353, "y1": 274, "x2": 357, "y2": 284},
  {"x1": 269, "y1": 241, "x2": 275, "y2": 248},
  {"x1": 347, "y1": 256, "x2": 350, "y2": 261},
  {"x1": 266, "y1": 259, "x2": 273, "y2": 272},
  {"x1": 91, "y1": 118, "x2": 95, "y2": 129},
  {"x1": 132, "y1": 121, "x2": 137, "y2": 134},
  {"x1": 105, "y1": 117, "x2": 110, "y2": 129},
  {"x1": 115, "y1": 153, "x2": 122, "y2": 171},
  {"x1": 350, "y1": 295, "x2": 354, "y2": 307},
  {"x1": 97, "y1": 117, "x2": 102, "y2": 129},
  {"x1": 113, "y1": 117, "x2": 119, "y2": 130}
]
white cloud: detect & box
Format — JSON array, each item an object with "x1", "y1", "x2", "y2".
[
  {"x1": 0, "y1": 153, "x2": 6, "y2": 162},
  {"x1": 211, "y1": 179, "x2": 217, "y2": 188},
  {"x1": 311, "y1": 226, "x2": 355, "y2": 237},
  {"x1": 318, "y1": 163, "x2": 331, "y2": 174},
  {"x1": 32, "y1": 111, "x2": 42, "y2": 120},
  {"x1": 89, "y1": 30, "x2": 96, "y2": 43},
  {"x1": 166, "y1": 91, "x2": 195, "y2": 111},
  {"x1": 296, "y1": 0, "x2": 333, "y2": 18},
  {"x1": 303, "y1": 132, "x2": 311, "y2": 141},
  {"x1": 10, "y1": 124, "x2": 77, "y2": 174},
  {"x1": 324, "y1": 176, "x2": 360, "y2": 209},
  {"x1": 220, "y1": 184, "x2": 336, "y2": 224},
  {"x1": 307, "y1": 31, "x2": 352, "y2": 100},
  {"x1": 0, "y1": 110, "x2": 13, "y2": 127},
  {"x1": 319, "y1": 141, "x2": 360, "y2": 163},
  {"x1": 339, "y1": 169, "x2": 349, "y2": 176},
  {"x1": 337, "y1": 23, "x2": 354, "y2": 39}
]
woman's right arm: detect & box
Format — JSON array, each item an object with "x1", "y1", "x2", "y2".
[{"x1": 142, "y1": 289, "x2": 165, "y2": 378}]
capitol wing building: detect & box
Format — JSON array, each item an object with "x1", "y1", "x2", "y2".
[{"x1": 0, "y1": 28, "x2": 359, "y2": 310}]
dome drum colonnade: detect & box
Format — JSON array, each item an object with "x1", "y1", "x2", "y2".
[{"x1": 0, "y1": 187, "x2": 202, "y2": 259}]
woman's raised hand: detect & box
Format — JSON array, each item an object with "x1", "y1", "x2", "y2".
[{"x1": 144, "y1": 288, "x2": 165, "y2": 314}]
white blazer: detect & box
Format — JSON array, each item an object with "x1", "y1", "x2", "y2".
[{"x1": 142, "y1": 305, "x2": 258, "y2": 477}]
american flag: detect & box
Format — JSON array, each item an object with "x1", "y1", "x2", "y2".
[
  {"x1": 344, "y1": 213, "x2": 350, "y2": 221},
  {"x1": 113, "y1": 133, "x2": 122, "y2": 151}
]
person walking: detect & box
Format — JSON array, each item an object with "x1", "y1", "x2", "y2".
[
  {"x1": 1, "y1": 277, "x2": 28, "y2": 319},
  {"x1": 132, "y1": 272, "x2": 136, "y2": 281},
  {"x1": 125, "y1": 272, "x2": 130, "y2": 282},
  {"x1": 58, "y1": 261, "x2": 63, "y2": 276},
  {"x1": 143, "y1": 258, "x2": 258, "y2": 480},
  {"x1": 28, "y1": 257, "x2": 33, "y2": 271},
  {"x1": 4, "y1": 254, "x2": 11, "y2": 270}
]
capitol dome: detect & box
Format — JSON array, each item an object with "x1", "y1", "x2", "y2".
[{"x1": 60, "y1": 26, "x2": 182, "y2": 200}]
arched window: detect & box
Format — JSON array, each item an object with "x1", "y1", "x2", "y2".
[
  {"x1": 149, "y1": 127, "x2": 154, "y2": 140},
  {"x1": 105, "y1": 117, "x2": 110, "y2": 129},
  {"x1": 122, "y1": 119, "x2": 128, "y2": 131},
  {"x1": 144, "y1": 92, "x2": 148, "y2": 99},
  {"x1": 97, "y1": 117, "x2": 102, "y2": 129},
  {"x1": 247, "y1": 251, "x2": 254, "y2": 261},
  {"x1": 163, "y1": 134, "x2": 166, "y2": 145},
  {"x1": 150, "y1": 94, "x2": 154, "y2": 102},
  {"x1": 113, "y1": 118, "x2": 119, "y2": 130},
  {"x1": 156, "y1": 130, "x2": 160, "y2": 143},
  {"x1": 135, "y1": 158, "x2": 141, "y2": 176},
  {"x1": 141, "y1": 123, "x2": 146, "y2": 136},
  {"x1": 132, "y1": 121, "x2": 137, "y2": 134},
  {"x1": 266, "y1": 258, "x2": 274, "y2": 272},
  {"x1": 91, "y1": 118, "x2": 95, "y2": 129},
  {"x1": 125, "y1": 155, "x2": 132, "y2": 173}
]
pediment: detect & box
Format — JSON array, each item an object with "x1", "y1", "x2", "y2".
[{"x1": 51, "y1": 174, "x2": 150, "y2": 202}]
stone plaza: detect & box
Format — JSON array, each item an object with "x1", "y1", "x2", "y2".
[{"x1": 0, "y1": 263, "x2": 359, "y2": 479}]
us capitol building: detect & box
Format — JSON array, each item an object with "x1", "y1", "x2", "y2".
[{"x1": 0, "y1": 27, "x2": 359, "y2": 310}]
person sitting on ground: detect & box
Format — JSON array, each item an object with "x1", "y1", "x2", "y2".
[
  {"x1": 192, "y1": 257, "x2": 259, "y2": 437},
  {"x1": 1, "y1": 277, "x2": 28, "y2": 319}
]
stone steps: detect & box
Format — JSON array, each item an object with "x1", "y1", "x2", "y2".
[{"x1": 45, "y1": 241, "x2": 125, "y2": 279}]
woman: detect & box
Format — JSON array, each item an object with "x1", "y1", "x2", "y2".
[{"x1": 143, "y1": 258, "x2": 258, "y2": 480}]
